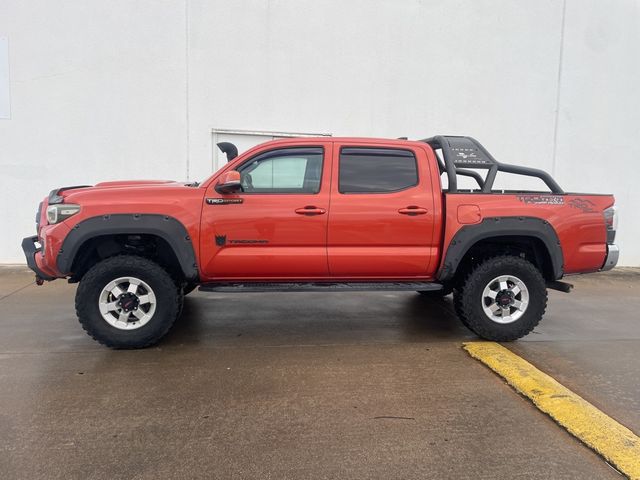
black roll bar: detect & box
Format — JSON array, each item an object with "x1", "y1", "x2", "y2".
[{"x1": 421, "y1": 135, "x2": 564, "y2": 194}]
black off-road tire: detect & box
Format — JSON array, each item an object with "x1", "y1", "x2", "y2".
[
  {"x1": 453, "y1": 287, "x2": 471, "y2": 329},
  {"x1": 455, "y1": 256, "x2": 547, "y2": 341},
  {"x1": 75, "y1": 255, "x2": 181, "y2": 349},
  {"x1": 176, "y1": 285, "x2": 185, "y2": 317}
]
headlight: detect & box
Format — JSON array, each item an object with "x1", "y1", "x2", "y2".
[{"x1": 46, "y1": 204, "x2": 81, "y2": 224}]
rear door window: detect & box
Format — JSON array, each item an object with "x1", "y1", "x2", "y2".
[{"x1": 339, "y1": 148, "x2": 418, "y2": 193}]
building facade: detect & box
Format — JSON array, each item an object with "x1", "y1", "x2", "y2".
[{"x1": 1, "y1": 0, "x2": 638, "y2": 264}]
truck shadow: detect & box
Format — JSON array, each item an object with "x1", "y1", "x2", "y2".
[{"x1": 163, "y1": 292, "x2": 475, "y2": 347}]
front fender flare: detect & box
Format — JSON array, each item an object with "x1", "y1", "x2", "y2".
[{"x1": 57, "y1": 214, "x2": 198, "y2": 281}]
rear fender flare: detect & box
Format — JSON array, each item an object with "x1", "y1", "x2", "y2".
[{"x1": 437, "y1": 216, "x2": 563, "y2": 281}]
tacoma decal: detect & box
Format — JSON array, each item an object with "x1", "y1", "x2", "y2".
[
  {"x1": 206, "y1": 198, "x2": 243, "y2": 205},
  {"x1": 215, "y1": 235, "x2": 268, "y2": 246},
  {"x1": 516, "y1": 194, "x2": 564, "y2": 206},
  {"x1": 230, "y1": 239, "x2": 269, "y2": 244},
  {"x1": 568, "y1": 198, "x2": 596, "y2": 213}
]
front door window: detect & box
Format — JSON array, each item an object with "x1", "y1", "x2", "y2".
[{"x1": 237, "y1": 148, "x2": 324, "y2": 194}]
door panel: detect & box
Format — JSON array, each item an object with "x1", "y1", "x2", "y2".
[
  {"x1": 200, "y1": 143, "x2": 332, "y2": 280},
  {"x1": 327, "y1": 143, "x2": 438, "y2": 278}
]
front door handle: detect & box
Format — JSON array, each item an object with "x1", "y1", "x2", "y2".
[
  {"x1": 398, "y1": 206, "x2": 428, "y2": 216},
  {"x1": 295, "y1": 206, "x2": 326, "y2": 216}
]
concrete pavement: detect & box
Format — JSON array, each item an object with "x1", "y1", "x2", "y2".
[{"x1": 1, "y1": 266, "x2": 637, "y2": 479}]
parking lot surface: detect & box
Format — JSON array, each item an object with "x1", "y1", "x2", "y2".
[{"x1": 1, "y1": 267, "x2": 637, "y2": 479}]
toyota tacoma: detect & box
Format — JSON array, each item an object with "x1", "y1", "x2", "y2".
[{"x1": 22, "y1": 135, "x2": 619, "y2": 348}]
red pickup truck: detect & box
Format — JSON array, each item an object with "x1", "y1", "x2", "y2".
[{"x1": 22, "y1": 135, "x2": 618, "y2": 348}]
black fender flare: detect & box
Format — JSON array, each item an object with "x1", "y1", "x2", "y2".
[
  {"x1": 437, "y1": 216, "x2": 563, "y2": 282},
  {"x1": 57, "y1": 214, "x2": 199, "y2": 281}
]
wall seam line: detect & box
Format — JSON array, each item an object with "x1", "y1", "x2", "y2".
[
  {"x1": 185, "y1": 0, "x2": 191, "y2": 180},
  {"x1": 551, "y1": 0, "x2": 567, "y2": 177}
]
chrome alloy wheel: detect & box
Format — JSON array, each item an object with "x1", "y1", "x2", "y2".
[
  {"x1": 98, "y1": 276, "x2": 157, "y2": 330},
  {"x1": 481, "y1": 275, "x2": 529, "y2": 324}
]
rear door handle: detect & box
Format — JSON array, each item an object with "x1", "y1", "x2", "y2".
[
  {"x1": 295, "y1": 206, "x2": 326, "y2": 216},
  {"x1": 398, "y1": 206, "x2": 428, "y2": 216}
]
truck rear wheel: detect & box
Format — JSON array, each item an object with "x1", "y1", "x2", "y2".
[
  {"x1": 455, "y1": 256, "x2": 547, "y2": 341},
  {"x1": 75, "y1": 255, "x2": 182, "y2": 349}
]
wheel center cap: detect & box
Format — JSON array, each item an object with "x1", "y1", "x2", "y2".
[
  {"x1": 496, "y1": 291, "x2": 514, "y2": 306},
  {"x1": 117, "y1": 292, "x2": 139, "y2": 312}
]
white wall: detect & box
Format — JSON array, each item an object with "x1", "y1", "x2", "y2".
[
  {"x1": 0, "y1": 0, "x2": 188, "y2": 261},
  {"x1": 553, "y1": 0, "x2": 640, "y2": 266},
  {"x1": 0, "y1": 0, "x2": 638, "y2": 264}
]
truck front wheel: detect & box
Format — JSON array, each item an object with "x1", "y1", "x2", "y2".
[
  {"x1": 454, "y1": 256, "x2": 547, "y2": 341},
  {"x1": 75, "y1": 255, "x2": 182, "y2": 349}
]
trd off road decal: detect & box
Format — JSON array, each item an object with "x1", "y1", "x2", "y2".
[
  {"x1": 206, "y1": 198, "x2": 243, "y2": 205},
  {"x1": 516, "y1": 194, "x2": 564, "y2": 206},
  {"x1": 568, "y1": 198, "x2": 596, "y2": 213}
]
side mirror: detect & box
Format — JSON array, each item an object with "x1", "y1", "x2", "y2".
[{"x1": 215, "y1": 171, "x2": 242, "y2": 194}]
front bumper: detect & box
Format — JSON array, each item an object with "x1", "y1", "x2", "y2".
[
  {"x1": 21, "y1": 235, "x2": 56, "y2": 281},
  {"x1": 601, "y1": 244, "x2": 619, "y2": 271}
]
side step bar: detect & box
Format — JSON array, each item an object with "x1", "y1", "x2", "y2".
[
  {"x1": 546, "y1": 280, "x2": 574, "y2": 293},
  {"x1": 199, "y1": 281, "x2": 443, "y2": 293}
]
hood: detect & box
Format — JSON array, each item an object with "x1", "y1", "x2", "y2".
[
  {"x1": 48, "y1": 180, "x2": 194, "y2": 205},
  {"x1": 93, "y1": 180, "x2": 177, "y2": 188}
]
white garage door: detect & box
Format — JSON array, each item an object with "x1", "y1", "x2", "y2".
[{"x1": 212, "y1": 129, "x2": 331, "y2": 172}]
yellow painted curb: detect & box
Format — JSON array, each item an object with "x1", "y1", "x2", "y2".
[{"x1": 463, "y1": 341, "x2": 640, "y2": 480}]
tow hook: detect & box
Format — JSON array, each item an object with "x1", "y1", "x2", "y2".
[{"x1": 35, "y1": 276, "x2": 45, "y2": 286}]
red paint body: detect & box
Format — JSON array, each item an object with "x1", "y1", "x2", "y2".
[{"x1": 32, "y1": 137, "x2": 614, "y2": 281}]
